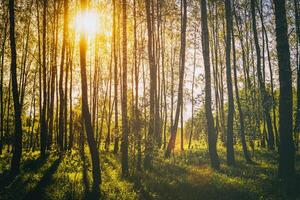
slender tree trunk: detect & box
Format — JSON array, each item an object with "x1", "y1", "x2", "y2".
[
  {"x1": 274, "y1": 0, "x2": 295, "y2": 180},
  {"x1": 105, "y1": 49, "x2": 113, "y2": 151},
  {"x1": 9, "y1": 0, "x2": 23, "y2": 175},
  {"x1": 30, "y1": 70, "x2": 37, "y2": 151},
  {"x1": 39, "y1": 0, "x2": 48, "y2": 157},
  {"x1": 99, "y1": 81, "x2": 108, "y2": 148},
  {"x1": 189, "y1": 30, "x2": 196, "y2": 149},
  {"x1": 28, "y1": 68, "x2": 37, "y2": 150},
  {"x1": 165, "y1": 0, "x2": 187, "y2": 158},
  {"x1": 162, "y1": 21, "x2": 167, "y2": 150},
  {"x1": 133, "y1": 0, "x2": 141, "y2": 171},
  {"x1": 79, "y1": 0, "x2": 101, "y2": 194},
  {"x1": 180, "y1": 100, "x2": 184, "y2": 151},
  {"x1": 211, "y1": 4, "x2": 220, "y2": 144},
  {"x1": 59, "y1": 0, "x2": 68, "y2": 152},
  {"x1": 0, "y1": 17, "x2": 7, "y2": 155},
  {"x1": 68, "y1": 41, "x2": 73, "y2": 150},
  {"x1": 121, "y1": 0, "x2": 129, "y2": 176},
  {"x1": 257, "y1": 4, "x2": 279, "y2": 148},
  {"x1": 64, "y1": 42, "x2": 70, "y2": 151},
  {"x1": 225, "y1": 0, "x2": 235, "y2": 165},
  {"x1": 40, "y1": 0, "x2": 47, "y2": 154},
  {"x1": 48, "y1": 0, "x2": 58, "y2": 150},
  {"x1": 232, "y1": 9, "x2": 251, "y2": 162},
  {"x1": 250, "y1": 0, "x2": 274, "y2": 150},
  {"x1": 144, "y1": 0, "x2": 156, "y2": 168},
  {"x1": 113, "y1": 0, "x2": 119, "y2": 154},
  {"x1": 200, "y1": 0, "x2": 220, "y2": 170}
]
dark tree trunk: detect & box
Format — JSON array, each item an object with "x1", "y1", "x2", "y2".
[
  {"x1": 79, "y1": 0, "x2": 101, "y2": 194},
  {"x1": 144, "y1": 0, "x2": 156, "y2": 169},
  {"x1": 274, "y1": 0, "x2": 295, "y2": 180},
  {"x1": 232, "y1": 9, "x2": 252, "y2": 163},
  {"x1": 9, "y1": 0, "x2": 23, "y2": 175},
  {"x1": 40, "y1": 0, "x2": 48, "y2": 157},
  {"x1": 48, "y1": 0, "x2": 57, "y2": 150},
  {"x1": 59, "y1": 0, "x2": 68, "y2": 152},
  {"x1": 48, "y1": 0, "x2": 58, "y2": 150},
  {"x1": 225, "y1": 0, "x2": 235, "y2": 165},
  {"x1": 200, "y1": 0, "x2": 220, "y2": 170},
  {"x1": 121, "y1": 0, "x2": 129, "y2": 176}
]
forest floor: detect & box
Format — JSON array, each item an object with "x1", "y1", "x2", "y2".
[{"x1": 0, "y1": 144, "x2": 300, "y2": 200}]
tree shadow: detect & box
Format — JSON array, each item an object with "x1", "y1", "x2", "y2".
[
  {"x1": 0, "y1": 154, "x2": 50, "y2": 191},
  {"x1": 127, "y1": 157, "x2": 261, "y2": 200},
  {"x1": 0, "y1": 171, "x2": 19, "y2": 191},
  {"x1": 79, "y1": 148, "x2": 102, "y2": 200},
  {"x1": 23, "y1": 154, "x2": 49, "y2": 172},
  {"x1": 23, "y1": 156, "x2": 62, "y2": 200}
]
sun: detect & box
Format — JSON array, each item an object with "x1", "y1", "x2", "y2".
[{"x1": 74, "y1": 10, "x2": 99, "y2": 37}]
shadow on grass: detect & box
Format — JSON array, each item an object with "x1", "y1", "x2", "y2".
[
  {"x1": 23, "y1": 154, "x2": 49, "y2": 172},
  {"x1": 79, "y1": 149, "x2": 101, "y2": 200},
  {"x1": 0, "y1": 155, "x2": 49, "y2": 190},
  {"x1": 127, "y1": 158, "x2": 219, "y2": 200},
  {"x1": 23, "y1": 156, "x2": 62, "y2": 200},
  {"x1": 0, "y1": 172, "x2": 19, "y2": 191},
  {"x1": 126, "y1": 151, "x2": 293, "y2": 200}
]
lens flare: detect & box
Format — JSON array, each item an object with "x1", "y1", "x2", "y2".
[{"x1": 74, "y1": 10, "x2": 99, "y2": 36}]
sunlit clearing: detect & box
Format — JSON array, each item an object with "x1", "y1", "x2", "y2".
[{"x1": 74, "y1": 10, "x2": 99, "y2": 37}]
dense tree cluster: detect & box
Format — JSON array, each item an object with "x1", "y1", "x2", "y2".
[{"x1": 0, "y1": 0, "x2": 299, "y2": 195}]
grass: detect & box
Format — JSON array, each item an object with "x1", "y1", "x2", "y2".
[{"x1": 0, "y1": 144, "x2": 299, "y2": 200}]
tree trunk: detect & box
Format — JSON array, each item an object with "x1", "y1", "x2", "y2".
[
  {"x1": 250, "y1": 0, "x2": 274, "y2": 150},
  {"x1": 274, "y1": 0, "x2": 295, "y2": 180},
  {"x1": 9, "y1": 0, "x2": 23, "y2": 175},
  {"x1": 79, "y1": 0, "x2": 101, "y2": 194},
  {"x1": 48, "y1": 0, "x2": 58, "y2": 150},
  {"x1": 113, "y1": 0, "x2": 119, "y2": 154},
  {"x1": 180, "y1": 100, "x2": 184, "y2": 151},
  {"x1": 200, "y1": 0, "x2": 220, "y2": 170},
  {"x1": 165, "y1": 0, "x2": 187, "y2": 158},
  {"x1": 68, "y1": 42, "x2": 73, "y2": 150},
  {"x1": 0, "y1": 17, "x2": 7, "y2": 155},
  {"x1": 225, "y1": 0, "x2": 235, "y2": 165},
  {"x1": 133, "y1": 0, "x2": 141, "y2": 171},
  {"x1": 257, "y1": 4, "x2": 279, "y2": 148},
  {"x1": 189, "y1": 30, "x2": 196, "y2": 149},
  {"x1": 121, "y1": 0, "x2": 129, "y2": 176},
  {"x1": 59, "y1": 0, "x2": 68, "y2": 152},
  {"x1": 144, "y1": 0, "x2": 156, "y2": 168},
  {"x1": 39, "y1": 0, "x2": 48, "y2": 157},
  {"x1": 232, "y1": 8, "x2": 252, "y2": 162}
]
